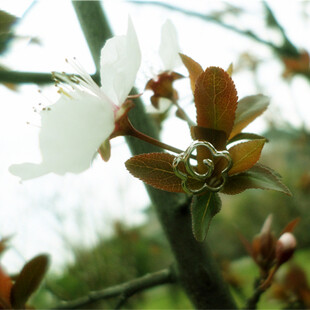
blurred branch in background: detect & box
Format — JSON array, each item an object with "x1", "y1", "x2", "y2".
[
  {"x1": 262, "y1": 1, "x2": 297, "y2": 56},
  {"x1": 130, "y1": 1, "x2": 310, "y2": 80},
  {"x1": 0, "y1": 70, "x2": 53, "y2": 84},
  {"x1": 0, "y1": 70, "x2": 99, "y2": 85},
  {"x1": 55, "y1": 267, "x2": 175, "y2": 309},
  {"x1": 1, "y1": 1, "x2": 309, "y2": 87},
  {"x1": 129, "y1": 1, "x2": 285, "y2": 54}
]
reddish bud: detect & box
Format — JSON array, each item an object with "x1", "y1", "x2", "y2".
[
  {"x1": 251, "y1": 215, "x2": 277, "y2": 274},
  {"x1": 145, "y1": 71, "x2": 183, "y2": 108},
  {"x1": 276, "y1": 232, "x2": 297, "y2": 265},
  {"x1": 282, "y1": 50, "x2": 310, "y2": 77}
]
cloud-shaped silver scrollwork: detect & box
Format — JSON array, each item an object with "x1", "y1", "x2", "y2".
[{"x1": 172, "y1": 141, "x2": 232, "y2": 195}]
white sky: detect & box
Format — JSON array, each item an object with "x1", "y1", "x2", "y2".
[{"x1": 0, "y1": 0, "x2": 310, "y2": 272}]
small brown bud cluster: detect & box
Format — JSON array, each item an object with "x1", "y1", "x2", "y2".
[
  {"x1": 272, "y1": 264, "x2": 310, "y2": 308},
  {"x1": 245, "y1": 215, "x2": 298, "y2": 288}
]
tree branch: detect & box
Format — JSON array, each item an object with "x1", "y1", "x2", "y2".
[
  {"x1": 262, "y1": 2, "x2": 299, "y2": 57},
  {"x1": 71, "y1": 1, "x2": 112, "y2": 72},
  {"x1": 72, "y1": 1, "x2": 237, "y2": 309},
  {"x1": 129, "y1": 1, "x2": 298, "y2": 56},
  {"x1": 245, "y1": 278, "x2": 266, "y2": 309},
  {"x1": 245, "y1": 287, "x2": 264, "y2": 310},
  {"x1": 0, "y1": 71, "x2": 100, "y2": 85},
  {"x1": 55, "y1": 268, "x2": 175, "y2": 309},
  {"x1": 0, "y1": 71, "x2": 53, "y2": 84}
]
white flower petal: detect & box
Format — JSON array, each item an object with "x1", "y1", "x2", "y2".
[
  {"x1": 159, "y1": 20, "x2": 181, "y2": 71},
  {"x1": 9, "y1": 163, "x2": 50, "y2": 180},
  {"x1": 9, "y1": 91, "x2": 114, "y2": 180},
  {"x1": 100, "y1": 17, "x2": 141, "y2": 106}
]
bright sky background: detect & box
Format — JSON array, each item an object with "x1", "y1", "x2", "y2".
[{"x1": 0, "y1": 0, "x2": 310, "y2": 272}]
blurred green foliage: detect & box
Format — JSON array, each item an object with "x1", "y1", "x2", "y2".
[
  {"x1": 37, "y1": 221, "x2": 184, "y2": 308},
  {"x1": 0, "y1": 10, "x2": 17, "y2": 55}
]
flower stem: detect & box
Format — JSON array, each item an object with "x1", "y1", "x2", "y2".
[
  {"x1": 245, "y1": 277, "x2": 267, "y2": 309},
  {"x1": 128, "y1": 125, "x2": 185, "y2": 155}
]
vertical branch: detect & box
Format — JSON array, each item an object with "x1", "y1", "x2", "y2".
[
  {"x1": 72, "y1": 2, "x2": 236, "y2": 309},
  {"x1": 72, "y1": 1, "x2": 113, "y2": 72}
]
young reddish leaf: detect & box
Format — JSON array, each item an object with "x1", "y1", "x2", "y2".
[
  {"x1": 125, "y1": 153, "x2": 203, "y2": 193},
  {"x1": 281, "y1": 218, "x2": 300, "y2": 235},
  {"x1": 11, "y1": 254, "x2": 49, "y2": 309},
  {"x1": 179, "y1": 53, "x2": 203, "y2": 93},
  {"x1": 230, "y1": 95, "x2": 269, "y2": 139},
  {"x1": 194, "y1": 67, "x2": 238, "y2": 136},
  {"x1": 222, "y1": 164, "x2": 291, "y2": 196},
  {"x1": 191, "y1": 126, "x2": 227, "y2": 150},
  {"x1": 191, "y1": 192, "x2": 221, "y2": 242},
  {"x1": 228, "y1": 139, "x2": 265, "y2": 176},
  {"x1": 0, "y1": 267, "x2": 12, "y2": 309}
]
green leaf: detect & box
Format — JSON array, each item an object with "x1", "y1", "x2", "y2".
[
  {"x1": 228, "y1": 139, "x2": 266, "y2": 176},
  {"x1": 191, "y1": 192, "x2": 222, "y2": 241},
  {"x1": 227, "y1": 132, "x2": 268, "y2": 145},
  {"x1": 194, "y1": 67, "x2": 238, "y2": 136},
  {"x1": 11, "y1": 254, "x2": 49, "y2": 309},
  {"x1": 230, "y1": 95, "x2": 269, "y2": 139},
  {"x1": 222, "y1": 164, "x2": 291, "y2": 196}
]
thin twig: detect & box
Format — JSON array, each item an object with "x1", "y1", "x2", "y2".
[
  {"x1": 245, "y1": 288, "x2": 264, "y2": 309},
  {"x1": 262, "y1": 1, "x2": 299, "y2": 57},
  {"x1": 128, "y1": 124, "x2": 190, "y2": 156},
  {"x1": 129, "y1": 1, "x2": 281, "y2": 53},
  {"x1": 54, "y1": 267, "x2": 176, "y2": 309},
  {"x1": 172, "y1": 99, "x2": 195, "y2": 127}
]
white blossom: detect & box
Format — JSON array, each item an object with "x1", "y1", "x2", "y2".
[
  {"x1": 159, "y1": 19, "x2": 181, "y2": 71},
  {"x1": 9, "y1": 18, "x2": 141, "y2": 181}
]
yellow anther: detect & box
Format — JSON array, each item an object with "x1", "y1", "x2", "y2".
[{"x1": 58, "y1": 87, "x2": 72, "y2": 98}]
